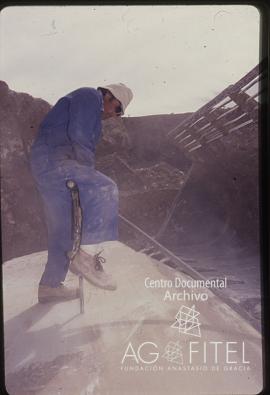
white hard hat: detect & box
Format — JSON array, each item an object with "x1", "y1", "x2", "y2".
[{"x1": 98, "y1": 83, "x2": 133, "y2": 114}]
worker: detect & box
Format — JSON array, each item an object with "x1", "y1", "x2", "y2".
[{"x1": 30, "y1": 83, "x2": 133, "y2": 303}]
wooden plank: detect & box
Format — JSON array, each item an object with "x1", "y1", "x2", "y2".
[
  {"x1": 242, "y1": 71, "x2": 266, "y2": 93},
  {"x1": 214, "y1": 106, "x2": 252, "y2": 131},
  {"x1": 203, "y1": 111, "x2": 227, "y2": 134},
  {"x1": 184, "y1": 139, "x2": 197, "y2": 148},
  {"x1": 179, "y1": 117, "x2": 211, "y2": 139},
  {"x1": 174, "y1": 129, "x2": 188, "y2": 139},
  {"x1": 205, "y1": 132, "x2": 223, "y2": 143},
  {"x1": 189, "y1": 116, "x2": 205, "y2": 128},
  {"x1": 198, "y1": 126, "x2": 217, "y2": 140},
  {"x1": 210, "y1": 96, "x2": 234, "y2": 112},
  {"x1": 178, "y1": 134, "x2": 192, "y2": 144},
  {"x1": 228, "y1": 119, "x2": 254, "y2": 133},
  {"x1": 215, "y1": 105, "x2": 239, "y2": 121},
  {"x1": 228, "y1": 90, "x2": 258, "y2": 122},
  {"x1": 222, "y1": 112, "x2": 248, "y2": 128},
  {"x1": 193, "y1": 120, "x2": 212, "y2": 133},
  {"x1": 188, "y1": 144, "x2": 203, "y2": 152}
]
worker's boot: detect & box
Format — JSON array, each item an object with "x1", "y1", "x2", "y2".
[
  {"x1": 38, "y1": 283, "x2": 80, "y2": 303},
  {"x1": 69, "y1": 249, "x2": 117, "y2": 291}
]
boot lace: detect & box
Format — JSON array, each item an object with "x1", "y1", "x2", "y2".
[{"x1": 94, "y1": 250, "x2": 106, "y2": 271}]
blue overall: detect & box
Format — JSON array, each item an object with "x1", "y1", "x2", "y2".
[{"x1": 30, "y1": 88, "x2": 119, "y2": 287}]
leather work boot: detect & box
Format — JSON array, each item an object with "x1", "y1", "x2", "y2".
[
  {"x1": 38, "y1": 283, "x2": 80, "y2": 304},
  {"x1": 69, "y1": 249, "x2": 117, "y2": 291}
]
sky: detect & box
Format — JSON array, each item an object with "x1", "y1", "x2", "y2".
[{"x1": 0, "y1": 5, "x2": 260, "y2": 116}]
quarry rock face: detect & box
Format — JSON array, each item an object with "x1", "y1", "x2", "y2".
[
  {"x1": 1, "y1": 81, "x2": 51, "y2": 261},
  {"x1": 1, "y1": 82, "x2": 259, "y2": 262}
]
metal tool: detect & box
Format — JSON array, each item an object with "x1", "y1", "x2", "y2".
[{"x1": 66, "y1": 179, "x2": 84, "y2": 314}]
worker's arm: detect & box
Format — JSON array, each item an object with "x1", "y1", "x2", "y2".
[{"x1": 66, "y1": 88, "x2": 103, "y2": 167}]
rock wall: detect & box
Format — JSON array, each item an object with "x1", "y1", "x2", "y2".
[{"x1": 1, "y1": 81, "x2": 51, "y2": 261}]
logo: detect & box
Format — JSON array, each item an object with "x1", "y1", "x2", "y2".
[
  {"x1": 121, "y1": 342, "x2": 159, "y2": 365},
  {"x1": 171, "y1": 305, "x2": 201, "y2": 337},
  {"x1": 162, "y1": 341, "x2": 183, "y2": 364},
  {"x1": 120, "y1": 305, "x2": 250, "y2": 373}
]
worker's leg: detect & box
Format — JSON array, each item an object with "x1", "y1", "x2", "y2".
[
  {"x1": 30, "y1": 145, "x2": 79, "y2": 299},
  {"x1": 76, "y1": 169, "x2": 119, "y2": 245},
  {"x1": 37, "y1": 180, "x2": 73, "y2": 287},
  {"x1": 33, "y1": 165, "x2": 118, "y2": 287},
  {"x1": 65, "y1": 168, "x2": 119, "y2": 291}
]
